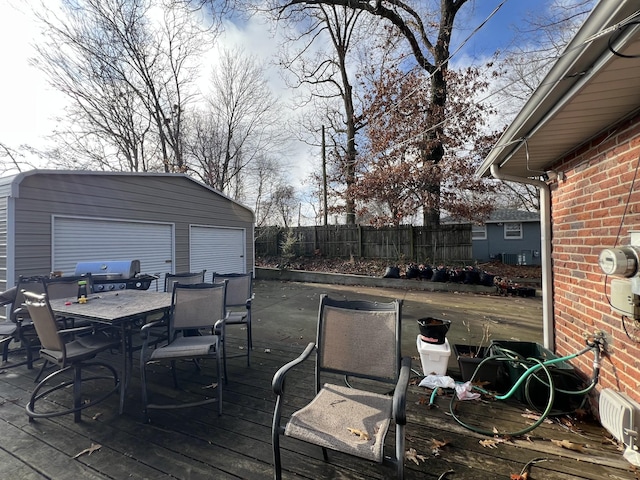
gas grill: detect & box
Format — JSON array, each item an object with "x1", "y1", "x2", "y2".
[{"x1": 74, "y1": 260, "x2": 158, "y2": 292}]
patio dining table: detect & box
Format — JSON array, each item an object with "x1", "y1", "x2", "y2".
[{"x1": 49, "y1": 290, "x2": 172, "y2": 414}]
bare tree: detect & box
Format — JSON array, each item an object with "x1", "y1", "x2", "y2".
[
  {"x1": 276, "y1": 5, "x2": 373, "y2": 224},
  {"x1": 32, "y1": 0, "x2": 221, "y2": 172},
  {"x1": 186, "y1": 47, "x2": 288, "y2": 198}
]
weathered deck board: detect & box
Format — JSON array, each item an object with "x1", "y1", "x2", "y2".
[{"x1": 0, "y1": 315, "x2": 636, "y2": 479}]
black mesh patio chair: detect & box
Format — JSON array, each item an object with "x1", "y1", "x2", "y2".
[
  {"x1": 145, "y1": 270, "x2": 208, "y2": 342},
  {"x1": 271, "y1": 294, "x2": 411, "y2": 479},
  {"x1": 164, "y1": 270, "x2": 206, "y2": 292},
  {"x1": 140, "y1": 281, "x2": 227, "y2": 423},
  {"x1": 43, "y1": 274, "x2": 94, "y2": 325},
  {"x1": 211, "y1": 272, "x2": 253, "y2": 366},
  {"x1": 22, "y1": 291, "x2": 120, "y2": 423}
]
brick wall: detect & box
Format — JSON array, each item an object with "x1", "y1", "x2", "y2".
[{"x1": 551, "y1": 111, "x2": 640, "y2": 404}]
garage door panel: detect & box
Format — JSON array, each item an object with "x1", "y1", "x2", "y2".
[
  {"x1": 190, "y1": 226, "x2": 245, "y2": 276},
  {"x1": 52, "y1": 217, "x2": 174, "y2": 278}
]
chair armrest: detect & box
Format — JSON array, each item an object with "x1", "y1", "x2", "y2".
[
  {"x1": 392, "y1": 356, "x2": 412, "y2": 425},
  {"x1": 272, "y1": 342, "x2": 316, "y2": 396},
  {"x1": 58, "y1": 325, "x2": 95, "y2": 336},
  {"x1": 140, "y1": 320, "x2": 165, "y2": 340}
]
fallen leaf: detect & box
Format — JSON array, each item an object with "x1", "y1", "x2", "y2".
[
  {"x1": 480, "y1": 439, "x2": 499, "y2": 449},
  {"x1": 346, "y1": 427, "x2": 370, "y2": 441},
  {"x1": 431, "y1": 438, "x2": 449, "y2": 448},
  {"x1": 551, "y1": 439, "x2": 584, "y2": 452},
  {"x1": 405, "y1": 448, "x2": 427, "y2": 465},
  {"x1": 510, "y1": 473, "x2": 528, "y2": 480},
  {"x1": 73, "y1": 443, "x2": 102, "y2": 459}
]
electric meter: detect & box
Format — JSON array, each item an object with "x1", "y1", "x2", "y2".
[{"x1": 598, "y1": 247, "x2": 639, "y2": 277}]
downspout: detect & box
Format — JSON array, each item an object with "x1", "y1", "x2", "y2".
[{"x1": 490, "y1": 164, "x2": 554, "y2": 350}]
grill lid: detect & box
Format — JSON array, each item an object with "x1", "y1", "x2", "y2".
[{"x1": 74, "y1": 260, "x2": 141, "y2": 279}]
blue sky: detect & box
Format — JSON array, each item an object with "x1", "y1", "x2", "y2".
[{"x1": 461, "y1": 1, "x2": 533, "y2": 54}]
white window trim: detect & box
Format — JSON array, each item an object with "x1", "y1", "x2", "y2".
[
  {"x1": 504, "y1": 222, "x2": 523, "y2": 240},
  {"x1": 472, "y1": 224, "x2": 487, "y2": 240}
]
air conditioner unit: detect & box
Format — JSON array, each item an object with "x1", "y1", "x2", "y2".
[{"x1": 599, "y1": 389, "x2": 640, "y2": 465}]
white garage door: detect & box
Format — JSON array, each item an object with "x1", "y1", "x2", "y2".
[
  {"x1": 190, "y1": 226, "x2": 246, "y2": 277},
  {"x1": 52, "y1": 216, "x2": 174, "y2": 281}
]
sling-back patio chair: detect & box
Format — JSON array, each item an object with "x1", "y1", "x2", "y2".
[
  {"x1": 211, "y1": 272, "x2": 253, "y2": 366},
  {"x1": 140, "y1": 281, "x2": 227, "y2": 423},
  {"x1": 271, "y1": 294, "x2": 411, "y2": 479},
  {"x1": 22, "y1": 291, "x2": 120, "y2": 423}
]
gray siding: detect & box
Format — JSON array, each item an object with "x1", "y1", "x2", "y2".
[
  {"x1": 472, "y1": 221, "x2": 541, "y2": 265},
  {"x1": 5, "y1": 171, "x2": 254, "y2": 283}
]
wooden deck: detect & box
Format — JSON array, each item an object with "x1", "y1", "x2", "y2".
[{"x1": 0, "y1": 281, "x2": 636, "y2": 480}]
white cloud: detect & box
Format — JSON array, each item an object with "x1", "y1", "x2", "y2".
[{"x1": 0, "y1": 1, "x2": 67, "y2": 163}]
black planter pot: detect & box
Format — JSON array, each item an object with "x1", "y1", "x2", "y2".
[{"x1": 417, "y1": 318, "x2": 451, "y2": 345}]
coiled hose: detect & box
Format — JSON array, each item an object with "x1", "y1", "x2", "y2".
[{"x1": 446, "y1": 341, "x2": 601, "y2": 437}]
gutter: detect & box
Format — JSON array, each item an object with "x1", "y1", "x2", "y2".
[{"x1": 490, "y1": 164, "x2": 554, "y2": 350}]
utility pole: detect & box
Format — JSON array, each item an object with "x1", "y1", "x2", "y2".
[{"x1": 322, "y1": 125, "x2": 328, "y2": 226}]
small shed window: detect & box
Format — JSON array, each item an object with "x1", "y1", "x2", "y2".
[
  {"x1": 472, "y1": 224, "x2": 487, "y2": 240},
  {"x1": 504, "y1": 222, "x2": 523, "y2": 239}
]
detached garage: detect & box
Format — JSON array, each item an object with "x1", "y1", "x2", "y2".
[{"x1": 0, "y1": 170, "x2": 254, "y2": 293}]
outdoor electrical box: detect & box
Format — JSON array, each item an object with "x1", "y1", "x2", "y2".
[
  {"x1": 599, "y1": 231, "x2": 640, "y2": 319},
  {"x1": 610, "y1": 278, "x2": 640, "y2": 318}
]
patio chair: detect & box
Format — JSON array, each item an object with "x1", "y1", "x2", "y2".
[
  {"x1": 164, "y1": 270, "x2": 206, "y2": 292},
  {"x1": 43, "y1": 274, "x2": 94, "y2": 325},
  {"x1": 22, "y1": 291, "x2": 120, "y2": 423},
  {"x1": 3, "y1": 276, "x2": 47, "y2": 370},
  {"x1": 140, "y1": 281, "x2": 227, "y2": 423},
  {"x1": 271, "y1": 294, "x2": 410, "y2": 480},
  {"x1": 145, "y1": 270, "x2": 208, "y2": 340},
  {"x1": 36, "y1": 274, "x2": 95, "y2": 381},
  {"x1": 211, "y1": 272, "x2": 253, "y2": 366}
]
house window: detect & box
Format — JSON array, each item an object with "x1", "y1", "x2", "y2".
[
  {"x1": 504, "y1": 222, "x2": 523, "y2": 239},
  {"x1": 472, "y1": 224, "x2": 487, "y2": 240}
]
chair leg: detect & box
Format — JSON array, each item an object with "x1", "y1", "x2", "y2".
[
  {"x1": 141, "y1": 360, "x2": 150, "y2": 423},
  {"x1": 73, "y1": 364, "x2": 82, "y2": 422},
  {"x1": 1, "y1": 336, "x2": 12, "y2": 363},
  {"x1": 34, "y1": 360, "x2": 50, "y2": 383},
  {"x1": 223, "y1": 341, "x2": 228, "y2": 384},
  {"x1": 272, "y1": 416, "x2": 282, "y2": 480},
  {"x1": 396, "y1": 423, "x2": 405, "y2": 480},
  {"x1": 217, "y1": 347, "x2": 223, "y2": 416},
  {"x1": 246, "y1": 323, "x2": 252, "y2": 367},
  {"x1": 171, "y1": 360, "x2": 179, "y2": 389}
]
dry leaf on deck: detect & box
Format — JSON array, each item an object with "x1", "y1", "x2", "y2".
[
  {"x1": 551, "y1": 439, "x2": 584, "y2": 452},
  {"x1": 480, "y1": 439, "x2": 499, "y2": 449},
  {"x1": 405, "y1": 448, "x2": 427, "y2": 465},
  {"x1": 431, "y1": 438, "x2": 449, "y2": 456},
  {"x1": 346, "y1": 427, "x2": 370, "y2": 441},
  {"x1": 510, "y1": 473, "x2": 528, "y2": 480},
  {"x1": 431, "y1": 438, "x2": 449, "y2": 448},
  {"x1": 73, "y1": 443, "x2": 102, "y2": 458}
]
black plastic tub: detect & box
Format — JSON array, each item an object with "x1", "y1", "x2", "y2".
[{"x1": 417, "y1": 318, "x2": 451, "y2": 345}]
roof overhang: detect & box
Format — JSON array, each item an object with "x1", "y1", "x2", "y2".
[{"x1": 477, "y1": 2, "x2": 640, "y2": 178}]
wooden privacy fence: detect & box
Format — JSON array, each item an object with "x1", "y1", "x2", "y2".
[{"x1": 255, "y1": 224, "x2": 472, "y2": 264}]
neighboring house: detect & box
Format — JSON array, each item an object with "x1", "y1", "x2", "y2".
[
  {"x1": 477, "y1": 0, "x2": 640, "y2": 442},
  {"x1": 471, "y1": 209, "x2": 541, "y2": 265},
  {"x1": 0, "y1": 170, "x2": 255, "y2": 299}
]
